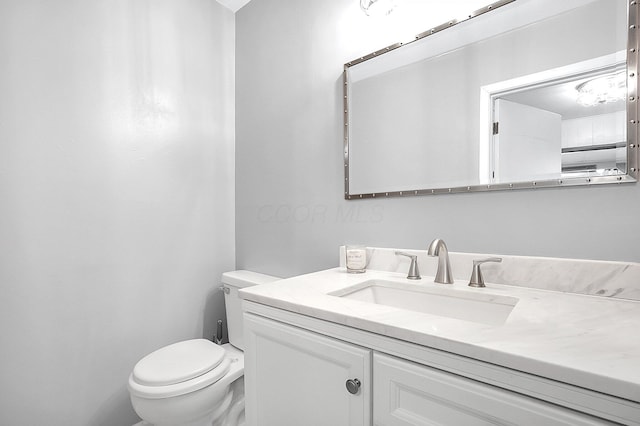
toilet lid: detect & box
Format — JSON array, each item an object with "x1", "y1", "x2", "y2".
[
  {"x1": 129, "y1": 339, "x2": 231, "y2": 399},
  {"x1": 132, "y1": 339, "x2": 226, "y2": 386}
]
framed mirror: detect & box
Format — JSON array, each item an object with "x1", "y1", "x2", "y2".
[{"x1": 343, "y1": 0, "x2": 639, "y2": 199}]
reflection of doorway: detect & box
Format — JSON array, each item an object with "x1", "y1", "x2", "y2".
[
  {"x1": 480, "y1": 52, "x2": 627, "y2": 184},
  {"x1": 493, "y1": 99, "x2": 561, "y2": 183}
]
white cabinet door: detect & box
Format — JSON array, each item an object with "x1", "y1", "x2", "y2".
[
  {"x1": 373, "y1": 353, "x2": 614, "y2": 426},
  {"x1": 494, "y1": 98, "x2": 562, "y2": 182},
  {"x1": 244, "y1": 313, "x2": 371, "y2": 426}
]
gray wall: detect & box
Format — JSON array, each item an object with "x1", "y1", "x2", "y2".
[
  {"x1": 236, "y1": 0, "x2": 640, "y2": 279},
  {"x1": 0, "y1": 1, "x2": 235, "y2": 425}
]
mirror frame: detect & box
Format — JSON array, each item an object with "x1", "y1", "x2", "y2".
[{"x1": 343, "y1": 0, "x2": 639, "y2": 200}]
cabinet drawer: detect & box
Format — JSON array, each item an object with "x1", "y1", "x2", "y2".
[{"x1": 373, "y1": 353, "x2": 614, "y2": 426}]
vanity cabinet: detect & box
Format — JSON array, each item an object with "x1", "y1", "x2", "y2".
[
  {"x1": 374, "y1": 353, "x2": 612, "y2": 426},
  {"x1": 244, "y1": 313, "x2": 372, "y2": 426},
  {"x1": 244, "y1": 310, "x2": 621, "y2": 426}
]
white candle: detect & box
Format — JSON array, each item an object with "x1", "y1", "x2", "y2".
[{"x1": 346, "y1": 246, "x2": 367, "y2": 273}]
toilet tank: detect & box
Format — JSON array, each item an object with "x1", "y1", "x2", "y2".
[{"x1": 221, "y1": 270, "x2": 279, "y2": 350}]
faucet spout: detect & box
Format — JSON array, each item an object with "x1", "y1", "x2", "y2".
[{"x1": 427, "y1": 239, "x2": 453, "y2": 284}]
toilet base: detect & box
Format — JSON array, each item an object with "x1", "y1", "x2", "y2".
[
  {"x1": 214, "y1": 378, "x2": 245, "y2": 426},
  {"x1": 131, "y1": 387, "x2": 243, "y2": 426}
]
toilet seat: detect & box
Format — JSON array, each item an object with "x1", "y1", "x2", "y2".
[{"x1": 128, "y1": 339, "x2": 231, "y2": 399}]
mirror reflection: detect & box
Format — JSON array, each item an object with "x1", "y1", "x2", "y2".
[
  {"x1": 486, "y1": 59, "x2": 626, "y2": 183},
  {"x1": 344, "y1": 0, "x2": 637, "y2": 198}
]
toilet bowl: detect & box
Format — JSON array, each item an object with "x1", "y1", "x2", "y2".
[{"x1": 128, "y1": 270, "x2": 279, "y2": 426}]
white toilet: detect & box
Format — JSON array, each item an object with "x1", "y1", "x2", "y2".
[{"x1": 128, "y1": 270, "x2": 279, "y2": 426}]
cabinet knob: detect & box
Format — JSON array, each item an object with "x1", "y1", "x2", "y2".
[{"x1": 345, "y1": 378, "x2": 361, "y2": 394}]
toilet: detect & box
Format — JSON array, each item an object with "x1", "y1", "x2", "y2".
[{"x1": 128, "y1": 270, "x2": 279, "y2": 426}]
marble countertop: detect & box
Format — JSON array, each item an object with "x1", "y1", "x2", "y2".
[{"x1": 240, "y1": 268, "x2": 640, "y2": 402}]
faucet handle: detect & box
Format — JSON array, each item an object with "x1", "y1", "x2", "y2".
[
  {"x1": 469, "y1": 257, "x2": 502, "y2": 288},
  {"x1": 395, "y1": 251, "x2": 421, "y2": 280}
]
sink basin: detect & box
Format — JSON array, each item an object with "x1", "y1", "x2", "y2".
[{"x1": 331, "y1": 280, "x2": 518, "y2": 326}]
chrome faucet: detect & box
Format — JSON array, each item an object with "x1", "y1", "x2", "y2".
[
  {"x1": 427, "y1": 239, "x2": 453, "y2": 284},
  {"x1": 395, "y1": 251, "x2": 421, "y2": 280},
  {"x1": 468, "y1": 257, "x2": 502, "y2": 288}
]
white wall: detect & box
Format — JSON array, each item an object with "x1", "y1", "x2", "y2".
[
  {"x1": 0, "y1": 1, "x2": 235, "y2": 425},
  {"x1": 236, "y1": 0, "x2": 640, "y2": 279}
]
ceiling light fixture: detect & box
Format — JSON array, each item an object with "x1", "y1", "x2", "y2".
[
  {"x1": 360, "y1": 0, "x2": 396, "y2": 16},
  {"x1": 576, "y1": 71, "x2": 626, "y2": 107}
]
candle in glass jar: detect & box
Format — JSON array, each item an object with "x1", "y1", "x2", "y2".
[{"x1": 346, "y1": 245, "x2": 367, "y2": 273}]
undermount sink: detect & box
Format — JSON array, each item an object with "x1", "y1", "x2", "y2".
[{"x1": 331, "y1": 280, "x2": 518, "y2": 326}]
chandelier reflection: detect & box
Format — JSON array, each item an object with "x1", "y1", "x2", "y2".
[
  {"x1": 360, "y1": 0, "x2": 396, "y2": 16},
  {"x1": 576, "y1": 71, "x2": 626, "y2": 107}
]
